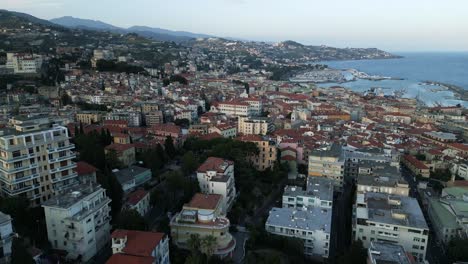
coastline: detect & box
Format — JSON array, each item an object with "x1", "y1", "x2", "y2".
[{"x1": 422, "y1": 81, "x2": 468, "y2": 101}]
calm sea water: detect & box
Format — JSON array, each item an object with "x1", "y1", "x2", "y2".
[{"x1": 318, "y1": 52, "x2": 468, "y2": 107}]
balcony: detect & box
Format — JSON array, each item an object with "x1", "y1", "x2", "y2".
[
  {"x1": 0, "y1": 153, "x2": 35, "y2": 163},
  {"x1": 2, "y1": 184, "x2": 34, "y2": 195},
  {"x1": 48, "y1": 153, "x2": 76, "y2": 163},
  {"x1": 0, "y1": 163, "x2": 38, "y2": 174},
  {"x1": 47, "y1": 144, "x2": 75, "y2": 154},
  {"x1": 51, "y1": 172, "x2": 78, "y2": 183},
  {"x1": 11, "y1": 173, "x2": 40, "y2": 184},
  {"x1": 49, "y1": 164, "x2": 75, "y2": 174}
]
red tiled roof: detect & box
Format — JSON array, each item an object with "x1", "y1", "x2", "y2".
[
  {"x1": 75, "y1": 161, "x2": 97, "y2": 175},
  {"x1": 186, "y1": 193, "x2": 222, "y2": 210},
  {"x1": 237, "y1": 134, "x2": 263, "y2": 142},
  {"x1": 449, "y1": 143, "x2": 468, "y2": 152},
  {"x1": 281, "y1": 155, "x2": 296, "y2": 161},
  {"x1": 197, "y1": 157, "x2": 233, "y2": 173},
  {"x1": 404, "y1": 155, "x2": 429, "y2": 170},
  {"x1": 127, "y1": 189, "x2": 149, "y2": 206},
  {"x1": 106, "y1": 254, "x2": 154, "y2": 264},
  {"x1": 150, "y1": 123, "x2": 181, "y2": 135},
  {"x1": 111, "y1": 229, "x2": 165, "y2": 257},
  {"x1": 199, "y1": 132, "x2": 222, "y2": 141},
  {"x1": 105, "y1": 143, "x2": 135, "y2": 152}
]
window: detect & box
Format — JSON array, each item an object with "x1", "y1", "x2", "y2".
[{"x1": 412, "y1": 245, "x2": 419, "y2": 249}]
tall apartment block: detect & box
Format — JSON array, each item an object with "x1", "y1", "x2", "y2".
[
  {"x1": 0, "y1": 124, "x2": 78, "y2": 206},
  {"x1": 353, "y1": 192, "x2": 429, "y2": 262},
  {"x1": 42, "y1": 183, "x2": 112, "y2": 262}
]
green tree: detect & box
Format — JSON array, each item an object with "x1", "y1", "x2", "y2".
[
  {"x1": 116, "y1": 209, "x2": 147, "y2": 231},
  {"x1": 338, "y1": 240, "x2": 367, "y2": 264},
  {"x1": 150, "y1": 189, "x2": 168, "y2": 212},
  {"x1": 182, "y1": 151, "x2": 199, "y2": 175},
  {"x1": 105, "y1": 149, "x2": 123, "y2": 169},
  {"x1": 200, "y1": 235, "x2": 218, "y2": 258},
  {"x1": 187, "y1": 234, "x2": 201, "y2": 253},
  {"x1": 60, "y1": 92, "x2": 72, "y2": 106},
  {"x1": 448, "y1": 237, "x2": 468, "y2": 262},
  {"x1": 164, "y1": 136, "x2": 177, "y2": 158},
  {"x1": 97, "y1": 168, "x2": 123, "y2": 219},
  {"x1": 11, "y1": 238, "x2": 35, "y2": 264}
]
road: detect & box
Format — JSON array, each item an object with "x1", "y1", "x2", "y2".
[
  {"x1": 330, "y1": 183, "x2": 353, "y2": 262},
  {"x1": 400, "y1": 166, "x2": 448, "y2": 264},
  {"x1": 232, "y1": 228, "x2": 249, "y2": 264}
]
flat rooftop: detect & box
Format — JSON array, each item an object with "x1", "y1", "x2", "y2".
[
  {"x1": 357, "y1": 161, "x2": 407, "y2": 187},
  {"x1": 359, "y1": 192, "x2": 428, "y2": 230},
  {"x1": 284, "y1": 176, "x2": 334, "y2": 201},
  {"x1": 310, "y1": 143, "x2": 342, "y2": 158},
  {"x1": 114, "y1": 166, "x2": 150, "y2": 184},
  {"x1": 266, "y1": 206, "x2": 332, "y2": 233},
  {"x1": 369, "y1": 241, "x2": 412, "y2": 264},
  {"x1": 42, "y1": 183, "x2": 103, "y2": 209}
]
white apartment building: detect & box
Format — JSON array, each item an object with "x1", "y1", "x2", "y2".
[
  {"x1": 196, "y1": 157, "x2": 236, "y2": 214},
  {"x1": 282, "y1": 177, "x2": 334, "y2": 210},
  {"x1": 110, "y1": 229, "x2": 170, "y2": 264},
  {"x1": 266, "y1": 207, "x2": 332, "y2": 259},
  {"x1": 367, "y1": 242, "x2": 413, "y2": 264},
  {"x1": 238, "y1": 116, "x2": 273, "y2": 135},
  {"x1": 356, "y1": 161, "x2": 410, "y2": 197},
  {"x1": 308, "y1": 144, "x2": 345, "y2": 187},
  {"x1": 244, "y1": 98, "x2": 263, "y2": 116},
  {"x1": 211, "y1": 101, "x2": 253, "y2": 117},
  {"x1": 427, "y1": 187, "x2": 468, "y2": 245},
  {"x1": 0, "y1": 124, "x2": 78, "y2": 206},
  {"x1": 353, "y1": 192, "x2": 429, "y2": 262},
  {"x1": 0, "y1": 212, "x2": 15, "y2": 264},
  {"x1": 451, "y1": 161, "x2": 468, "y2": 180},
  {"x1": 170, "y1": 193, "x2": 236, "y2": 258},
  {"x1": 6, "y1": 53, "x2": 43, "y2": 74},
  {"x1": 42, "y1": 184, "x2": 112, "y2": 262},
  {"x1": 125, "y1": 189, "x2": 151, "y2": 217}
]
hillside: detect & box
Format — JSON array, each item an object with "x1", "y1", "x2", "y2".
[
  {"x1": 50, "y1": 16, "x2": 120, "y2": 30},
  {"x1": 49, "y1": 16, "x2": 213, "y2": 43}
]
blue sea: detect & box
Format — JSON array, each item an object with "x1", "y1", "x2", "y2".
[{"x1": 318, "y1": 52, "x2": 468, "y2": 107}]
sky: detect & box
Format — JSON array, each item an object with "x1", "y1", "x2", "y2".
[{"x1": 3, "y1": 0, "x2": 468, "y2": 51}]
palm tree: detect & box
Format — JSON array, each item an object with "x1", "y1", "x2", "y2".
[
  {"x1": 200, "y1": 235, "x2": 218, "y2": 258},
  {"x1": 187, "y1": 234, "x2": 201, "y2": 253}
]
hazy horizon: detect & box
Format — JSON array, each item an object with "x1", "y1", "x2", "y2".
[{"x1": 3, "y1": 0, "x2": 468, "y2": 52}]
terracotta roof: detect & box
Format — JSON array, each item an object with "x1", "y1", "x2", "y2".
[
  {"x1": 450, "y1": 143, "x2": 468, "y2": 152},
  {"x1": 105, "y1": 143, "x2": 135, "y2": 152},
  {"x1": 127, "y1": 189, "x2": 149, "y2": 206},
  {"x1": 186, "y1": 193, "x2": 222, "y2": 210},
  {"x1": 237, "y1": 134, "x2": 263, "y2": 142},
  {"x1": 281, "y1": 155, "x2": 296, "y2": 161},
  {"x1": 111, "y1": 229, "x2": 165, "y2": 257},
  {"x1": 404, "y1": 155, "x2": 429, "y2": 170},
  {"x1": 75, "y1": 161, "x2": 97, "y2": 175},
  {"x1": 106, "y1": 254, "x2": 154, "y2": 264},
  {"x1": 197, "y1": 157, "x2": 233, "y2": 173},
  {"x1": 150, "y1": 123, "x2": 181, "y2": 135},
  {"x1": 199, "y1": 132, "x2": 222, "y2": 140}
]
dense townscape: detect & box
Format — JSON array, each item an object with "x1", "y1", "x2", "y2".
[{"x1": 0, "y1": 9, "x2": 467, "y2": 264}]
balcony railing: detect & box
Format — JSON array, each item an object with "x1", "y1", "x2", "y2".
[
  {"x1": 47, "y1": 144, "x2": 75, "y2": 153},
  {"x1": 49, "y1": 164, "x2": 75, "y2": 174},
  {"x1": 0, "y1": 153, "x2": 35, "y2": 163},
  {"x1": 49, "y1": 153, "x2": 76, "y2": 163},
  {"x1": 0, "y1": 163, "x2": 38, "y2": 174},
  {"x1": 0, "y1": 173, "x2": 39, "y2": 185},
  {"x1": 51, "y1": 172, "x2": 78, "y2": 183}
]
